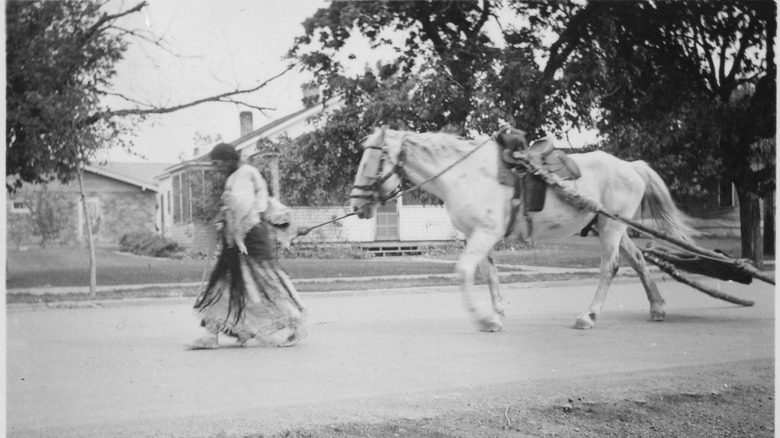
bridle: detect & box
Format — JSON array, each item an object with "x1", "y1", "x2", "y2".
[{"x1": 350, "y1": 140, "x2": 407, "y2": 203}]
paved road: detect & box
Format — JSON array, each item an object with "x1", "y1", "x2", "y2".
[{"x1": 6, "y1": 277, "x2": 774, "y2": 437}]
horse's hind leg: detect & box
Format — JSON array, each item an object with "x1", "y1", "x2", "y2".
[
  {"x1": 620, "y1": 233, "x2": 665, "y2": 322},
  {"x1": 479, "y1": 255, "x2": 505, "y2": 317},
  {"x1": 573, "y1": 218, "x2": 623, "y2": 330},
  {"x1": 457, "y1": 230, "x2": 504, "y2": 332}
]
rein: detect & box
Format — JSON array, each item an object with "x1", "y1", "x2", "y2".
[{"x1": 293, "y1": 127, "x2": 507, "y2": 240}]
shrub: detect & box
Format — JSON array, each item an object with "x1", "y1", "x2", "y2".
[
  {"x1": 119, "y1": 231, "x2": 183, "y2": 258},
  {"x1": 281, "y1": 242, "x2": 369, "y2": 259},
  {"x1": 8, "y1": 214, "x2": 32, "y2": 249},
  {"x1": 26, "y1": 188, "x2": 69, "y2": 248}
]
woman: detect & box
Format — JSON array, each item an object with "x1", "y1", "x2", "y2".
[{"x1": 187, "y1": 143, "x2": 306, "y2": 349}]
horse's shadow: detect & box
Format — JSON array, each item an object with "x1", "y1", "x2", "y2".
[{"x1": 604, "y1": 307, "x2": 753, "y2": 326}]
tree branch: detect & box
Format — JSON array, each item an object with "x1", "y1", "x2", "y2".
[
  {"x1": 717, "y1": 10, "x2": 731, "y2": 87},
  {"x1": 83, "y1": 1, "x2": 147, "y2": 44},
  {"x1": 695, "y1": 17, "x2": 721, "y2": 94},
  {"x1": 417, "y1": 13, "x2": 447, "y2": 56},
  {"x1": 466, "y1": 0, "x2": 491, "y2": 39},
  {"x1": 725, "y1": 11, "x2": 759, "y2": 92},
  {"x1": 542, "y1": 2, "x2": 601, "y2": 82},
  {"x1": 217, "y1": 98, "x2": 276, "y2": 113},
  {"x1": 83, "y1": 64, "x2": 296, "y2": 124},
  {"x1": 99, "y1": 90, "x2": 155, "y2": 107}
]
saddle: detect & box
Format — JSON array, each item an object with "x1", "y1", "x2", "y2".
[{"x1": 495, "y1": 128, "x2": 582, "y2": 238}]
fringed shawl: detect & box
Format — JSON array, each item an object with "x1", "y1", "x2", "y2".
[{"x1": 222, "y1": 164, "x2": 269, "y2": 248}]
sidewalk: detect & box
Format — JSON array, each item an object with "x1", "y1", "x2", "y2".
[{"x1": 5, "y1": 262, "x2": 645, "y2": 296}]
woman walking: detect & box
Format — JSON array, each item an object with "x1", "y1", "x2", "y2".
[{"x1": 187, "y1": 143, "x2": 306, "y2": 349}]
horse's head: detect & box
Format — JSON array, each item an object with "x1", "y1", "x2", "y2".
[{"x1": 349, "y1": 127, "x2": 404, "y2": 219}]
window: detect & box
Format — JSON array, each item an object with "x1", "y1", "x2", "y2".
[
  {"x1": 182, "y1": 172, "x2": 192, "y2": 223},
  {"x1": 10, "y1": 200, "x2": 30, "y2": 214},
  {"x1": 190, "y1": 170, "x2": 207, "y2": 221},
  {"x1": 159, "y1": 194, "x2": 165, "y2": 233},
  {"x1": 172, "y1": 170, "x2": 204, "y2": 224},
  {"x1": 719, "y1": 179, "x2": 734, "y2": 208}
]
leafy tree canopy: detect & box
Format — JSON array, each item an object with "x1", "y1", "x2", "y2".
[
  {"x1": 6, "y1": 0, "x2": 290, "y2": 193},
  {"x1": 288, "y1": 0, "x2": 773, "y2": 202},
  {"x1": 289, "y1": 0, "x2": 774, "y2": 261},
  {"x1": 6, "y1": 1, "x2": 137, "y2": 191}
]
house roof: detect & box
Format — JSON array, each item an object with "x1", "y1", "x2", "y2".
[
  {"x1": 157, "y1": 96, "x2": 343, "y2": 178},
  {"x1": 86, "y1": 162, "x2": 174, "y2": 192},
  {"x1": 229, "y1": 105, "x2": 312, "y2": 149}
]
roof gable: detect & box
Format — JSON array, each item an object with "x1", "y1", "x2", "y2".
[
  {"x1": 158, "y1": 96, "x2": 344, "y2": 179},
  {"x1": 86, "y1": 162, "x2": 174, "y2": 191}
]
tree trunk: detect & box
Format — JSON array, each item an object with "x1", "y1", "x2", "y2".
[
  {"x1": 736, "y1": 187, "x2": 764, "y2": 268},
  {"x1": 764, "y1": 191, "x2": 775, "y2": 256},
  {"x1": 77, "y1": 168, "x2": 97, "y2": 299}
]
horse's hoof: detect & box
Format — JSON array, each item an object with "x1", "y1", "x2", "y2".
[
  {"x1": 573, "y1": 313, "x2": 595, "y2": 330},
  {"x1": 478, "y1": 315, "x2": 503, "y2": 332},
  {"x1": 649, "y1": 310, "x2": 666, "y2": 322},
  {"x1": 186, "y1": 336, "x2": 219, "y2": 350}
]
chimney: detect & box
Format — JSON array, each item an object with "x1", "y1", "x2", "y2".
[{"x1": 239, "y1": 111, "x2": 253, "y2": 137}]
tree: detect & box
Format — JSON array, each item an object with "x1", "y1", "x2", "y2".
[
  {"x1": 291, "y1": 0, "x2": 775, "y2": 265},
  {"x1": 291, "y1": 1, "x2": 502, "y2": 133},
  {"x1": 8, "y1": 214, "x2": 32, "y2": 250},
  {"x1": 6, "y1": 1, "x2": 290, "y2": 296},
  {"x1": 286, "y1": 1, "x2": 510, "y2": 205},
  {"x1": 546, "y1": 1, "x2": 776, "y2": 265}
]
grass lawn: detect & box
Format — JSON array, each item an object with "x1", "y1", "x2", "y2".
[
  {"x1": 5, "y1": 247, "x2": 460, "y2": 289},
  {"x1": 5, "y1": 236, "x2": 756, "y2": 289},
  {"x1": 487, "y1": 236, "x2": 748, "y2": 267}
]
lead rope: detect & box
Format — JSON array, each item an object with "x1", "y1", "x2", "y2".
[{"x1": 289, "y1": 126, "x2": 510, "y2": 243}]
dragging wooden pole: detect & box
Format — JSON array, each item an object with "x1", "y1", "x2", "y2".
[
  {"x1": 643, "y1": 253, "x2": 755, "y2": 307},
  {"x1": 607, "y1": 213, "x2": 774, "y2": 286},
  {"x1": 518, "y1": 155, "x2": 775, "y2": 286}
]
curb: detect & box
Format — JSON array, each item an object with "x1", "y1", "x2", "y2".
[
  {"x1": 5, "y1": 265, "x2": 620, "y2": 296},
  {"x1": 6, "y1": 275, "x2": 656, "y2": 312}
]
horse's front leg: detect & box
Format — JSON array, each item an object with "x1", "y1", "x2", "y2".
[
  {"x1": 573, "y1": 219, "x2": 623, "y2": 330},
  {"x1": 479, "y1": 254, "x2": 505, "y2": 318},
  {"x1": 457, "y1": 230, "x2": 504, "y2": 332}
]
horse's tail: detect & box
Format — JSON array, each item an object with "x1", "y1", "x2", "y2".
[{"x1": 629, "y1": 160, "x2": 699, "y2": 243}]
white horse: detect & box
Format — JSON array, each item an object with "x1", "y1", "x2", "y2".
[{"x1": 349, "y1": 128, "x2": 696, "y2": 331}]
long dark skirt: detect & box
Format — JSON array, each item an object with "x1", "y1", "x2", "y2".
[{"x1": 193, "y1": 222, "x2": 306, "y2": 344}]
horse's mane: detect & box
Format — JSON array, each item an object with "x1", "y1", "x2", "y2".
[{"x1": 365, "y1": 128, "x2": 478, "y2": 159}]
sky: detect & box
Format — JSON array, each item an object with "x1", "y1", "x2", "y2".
[
  {"x1": 98, "y1": 1, "x2": 596, "y2": 164},
  {"x1": 99, "y1": 0, "x2": 331, "y2": 164}
]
